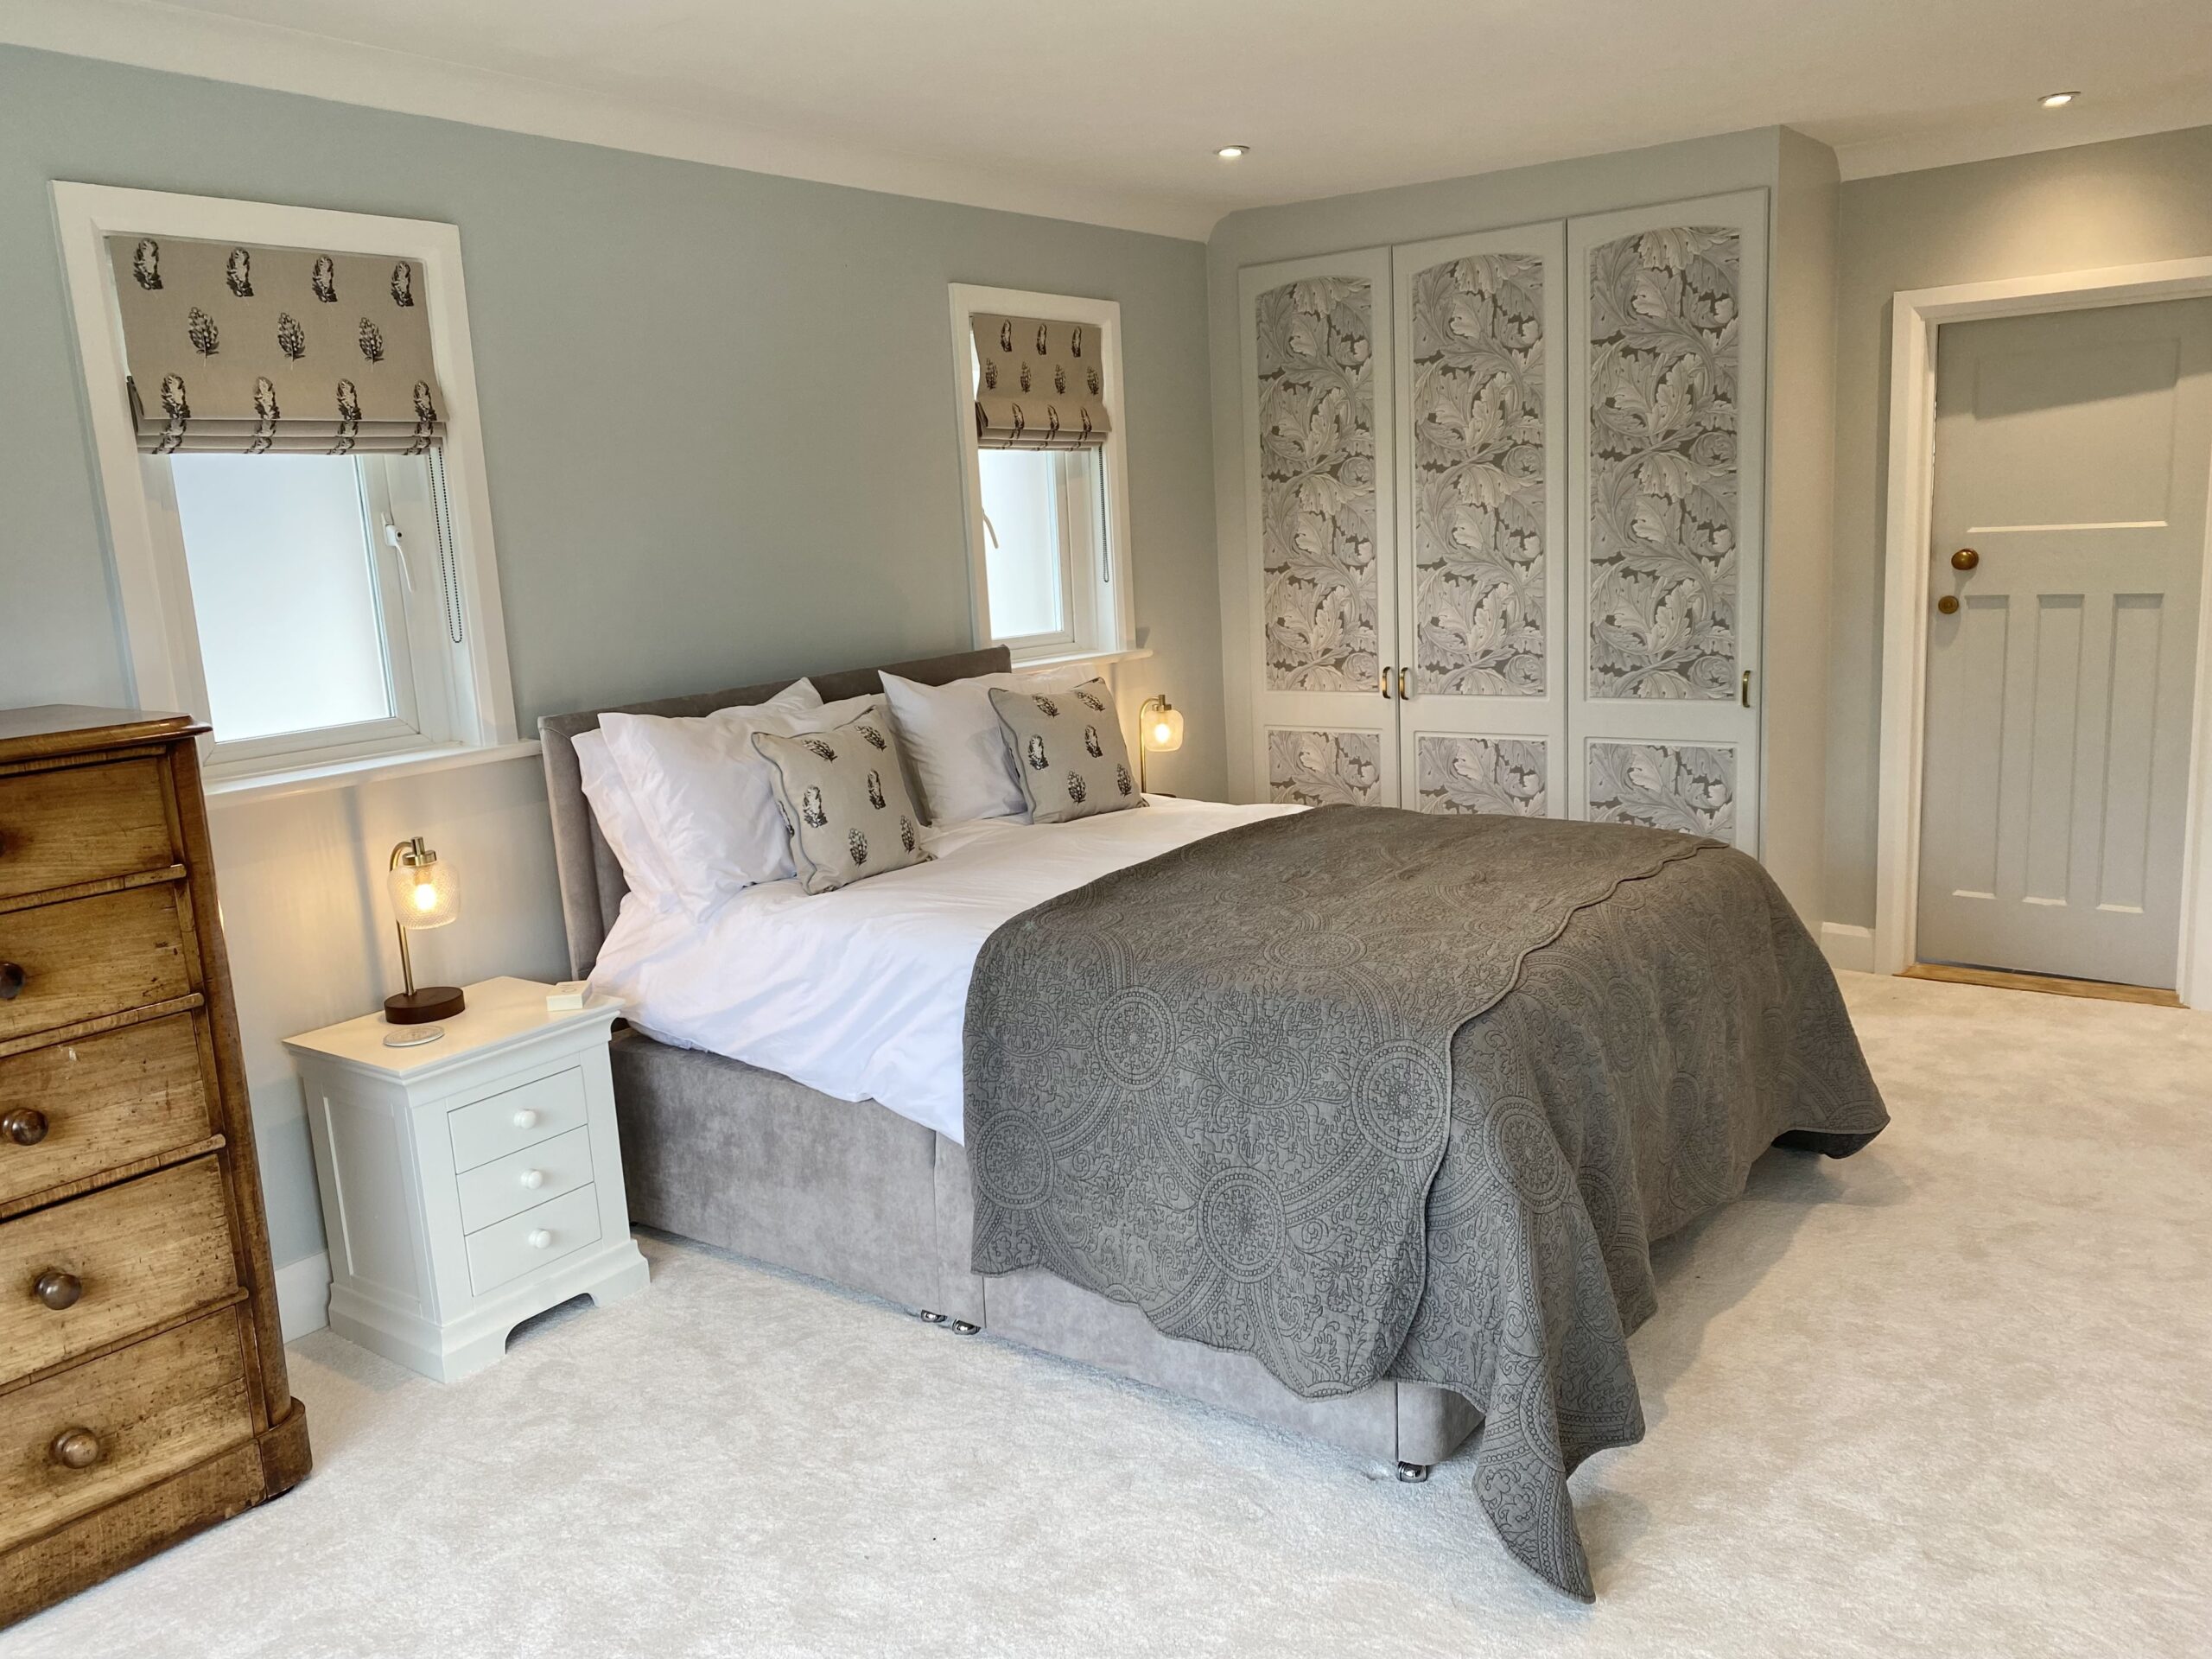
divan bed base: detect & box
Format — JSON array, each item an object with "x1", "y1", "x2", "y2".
[{"x1": 609, "y1": 1030, "x2": 1481, "y2": 1470}]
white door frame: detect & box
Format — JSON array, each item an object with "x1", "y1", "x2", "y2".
[{"x1": 1873, "y1": 256, "x2": 2212, "y2": 1005}]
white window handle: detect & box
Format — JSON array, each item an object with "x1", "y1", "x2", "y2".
[
  {"x1": 519, "y1": 1168, "x2": 545, "y2": 1190},
  {"x1": 527, "y1": 1229, "x2": 552, "y2": 1250},
  {"x1": 512, "y1": 1109, "x2": 538, "y2": 1130},
  {"x1": 380, "y1": 513, "x2": 416, "y2": 595}
]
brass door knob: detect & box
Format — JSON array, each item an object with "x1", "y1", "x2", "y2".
[
  {"x1": 49, "y1": 1427, "x2": 103, "y2": 1470},
  {"x1": 1951, "y1": 547, "x2": 1980, "y2": 571},
  {"x1": 1936, "y1": 595, "x2": 1961, "y2": 615},
  {"x1": 0, "y1": 962, "x2": 22, "y2": 1001},
  {"x1": 2, "y1": 1106, "x2": 46, "y2": 1145},
  {"x1": 35, "y1": 1268, "x2": 82, "y2": 1310}
]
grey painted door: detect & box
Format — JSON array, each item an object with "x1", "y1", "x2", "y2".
[{"x1": 1919, "y1": 297, "x2": 2212, "y2": 988}]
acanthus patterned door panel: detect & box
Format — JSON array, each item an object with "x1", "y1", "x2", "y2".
[
  {"x1": 1917, "y1": 298, "x2": 2212, "y2": 988},
  {"x1": 1241, "y1": 251, "x2": 1401, "y2": 806},
  {"x1": 1565, "y1": 192, "x2": 1767, "y2": 849},
  {"x1": 1393, "y1": 222, "x2": 1567, "y2": 817}
]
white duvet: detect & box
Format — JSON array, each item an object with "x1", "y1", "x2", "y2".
[{"x1": 588, "y1": 797, "x2": 1299, "y2": 1141}]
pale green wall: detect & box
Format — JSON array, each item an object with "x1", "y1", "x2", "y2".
[
  {"x1": 1827, "y1": 125, "x2": 2212, "y2": 926},
  {"x1": 0, "y1": 44, "x2": 1221, "y2": 1274}
]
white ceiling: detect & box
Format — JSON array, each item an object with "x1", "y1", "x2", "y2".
[{"x1": 10, "y1": 0, "x2": 2212, "y2": 238}]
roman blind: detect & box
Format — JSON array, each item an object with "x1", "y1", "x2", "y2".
[
  {"x1": 105, "y1": 233, "x2": 448, "y2": 455},
  {"x1": 970, "y1": 313, "x2": 1111, "y2": 449}
]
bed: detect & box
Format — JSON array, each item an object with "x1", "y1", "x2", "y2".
[{"x1": 540, "y1": 645, "x2": 1889, "y2": 1600}]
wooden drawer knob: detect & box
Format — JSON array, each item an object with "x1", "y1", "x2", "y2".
[
  {"x1": 50, "y1": 1427, "x2": 103, "y2": 1470},
  {"x1": 0, "y1": 962, "x2": 23, "y2": 1001},
  {"x1": 512, "y1": 1109, "x2": 539, "y2": 1130},
  {"x1": 2, "y1": 1106, "x2": 47, "y2": 1145},
  {"x1": 527, "y1": 1229, "x2": 552, "y2": 1250},
  {"x1": 519, "y1": 1167, "x2": 545, "y2": 1190},
  {"x1": 35, "y1": 1268, "x2": 82, "y2": 1310}
]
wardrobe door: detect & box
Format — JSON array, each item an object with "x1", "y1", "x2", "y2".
[
  {"x1": 1240, "y1": 251, "x2": 1398, "y2": 806},
  {"x1": 1567, "y1": 190, "x2": 1767, "y2": 849},
  {"x1": 1393, "y1": 223, "x2": 1568, "y2": 818}
]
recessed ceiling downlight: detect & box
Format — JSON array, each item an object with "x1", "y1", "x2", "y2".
[
  {"x1": 1216, "y1": 144, "x2": 1249, "y2": 159},
  {"x1": 2039, "y1": 91, "x2": 2079, "y2": 107}
]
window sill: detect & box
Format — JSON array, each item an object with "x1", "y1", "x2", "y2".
[
  {"x1": 204, "y1": 739, "x2": 543, "y2": 808},
  {"x1": 1014, "y1": 645, "x2": 1155, "y2": 672}
]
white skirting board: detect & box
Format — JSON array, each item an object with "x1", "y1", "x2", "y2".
[
  {"x1": 1821, "y1": 922, "x2": 1877, "y2": 975},
  {"x1": 275, "y1": 1250, "x2": 333, "y2": 1342}
]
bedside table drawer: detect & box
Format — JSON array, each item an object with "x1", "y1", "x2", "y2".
[
  {"x1": 0, "y1": 1156, "x2": 239, "y2": 1385},
  {"x1": 0, "y1": 1014, "x2": 213, "y2": 1210},
  {"x1": 447, "y1": 1067, "x2": 587, "y2": 1173},
  {"x1": 0, "y1": 1304, "x2": 254, "y2": 1551},
  {"x1": 0, "y1": 759, "x2": 175, "y2": 904},
  {"x1": 465, "y1": 1182, "x2": 601, "y2": 1296},
  {"x1": 0, "y1": 884, "x2": 194, "y2": 1046},
  {"x1": 456, "y1": 1125, "x2": 594, "y2": 1234}
]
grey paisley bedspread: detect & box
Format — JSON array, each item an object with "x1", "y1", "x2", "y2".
[{"x1": 965, "y1": 805, "x2": 1887, "y2": 1600}]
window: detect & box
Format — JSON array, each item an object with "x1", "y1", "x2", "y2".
[
  {"x1": 153, "y1": 449, "x2": 468, "y2": 773},
  {"x1": 54, "y1": 183, "x2": 518, "y2": 789},
  {"x1": 949, "y1": 285, "x2": 1135, "y2": 664}
]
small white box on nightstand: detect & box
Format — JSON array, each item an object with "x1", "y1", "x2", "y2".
[{"x1": 283, "y1": 976, "x2": 650, "y2": 1382}]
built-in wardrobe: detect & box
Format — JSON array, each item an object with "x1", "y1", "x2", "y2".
[{"x1": 1228, "y1": 171, "x2": 1834, "y2": 923}]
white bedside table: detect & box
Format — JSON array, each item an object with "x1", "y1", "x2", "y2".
[{"x1": 284, "y1": 976, "x2": 649, "y2": 1382}]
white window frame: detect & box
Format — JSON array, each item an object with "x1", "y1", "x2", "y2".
[
  {"x1": 52, "y1": 183, "x2": 520, "y2": 785},
  {"x1": 947, "y1": 284, "x2": 1136, "y2": 665}
]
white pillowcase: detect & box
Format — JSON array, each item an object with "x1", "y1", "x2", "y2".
[
  {"x1": 601, "y1": 678, "x2": 875, "y2": 916},
  {"x1": 573, "y1": 727, "x2": 677, "y2": 905},
  {"x1": 881, "y1": 664, "x2": 1102, "y2": 824}
]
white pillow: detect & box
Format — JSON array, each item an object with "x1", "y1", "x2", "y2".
[
  {"x1": 600, "y1": 678, "x2": 843, "y2": 914},
  {"x1": 881, "y1": 664, "x2": 1102, "y2": 823},
  {"x1": 574, "y1": 727, "x2": 676, "y2": 905}
]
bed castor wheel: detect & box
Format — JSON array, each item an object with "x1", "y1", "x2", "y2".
[
  {"x1": 950, "y1": 1319, "x2": 981, "y2": 1336},
  {"x1": 915, "y1": 1309, "x2": 948, "y2": 1325},
  {"x1": 1395, "y1": 1462, "x2": 1430, "y2": 1484}
]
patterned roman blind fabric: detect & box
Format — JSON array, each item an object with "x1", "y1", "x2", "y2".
[
  {"x1": 105, "y1": 234, "x2": 447, "y2": 455},
  {"x1": 970, "y1": 314, "x2": 1111, "y2": 449}
]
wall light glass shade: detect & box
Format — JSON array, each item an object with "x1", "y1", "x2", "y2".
[
  {"x1": 1140, "y1": 697, "x2": 1185, "y2": 753},
  {"x1": 387, "y1": 842, "x2": 460, "y2": 930}
]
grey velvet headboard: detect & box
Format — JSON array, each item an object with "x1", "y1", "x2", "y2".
[{"x1": 539, "y1": 645, "x2": 1012, "y2": 978}]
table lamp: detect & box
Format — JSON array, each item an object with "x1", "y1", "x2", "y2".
[
  {"x1": 1137, "y1": 696, "x2": 1183, "y2": 792},
  {"x1": 385, "y1": 836, "x2": 464, "y2": 1037}
]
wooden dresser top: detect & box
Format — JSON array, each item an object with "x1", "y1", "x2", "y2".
[{"x1": 0, "y1": 707, "x2": 204, "y2": 766}]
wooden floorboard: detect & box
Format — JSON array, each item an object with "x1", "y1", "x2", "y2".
[{"x1": 1901, "y1": 962, "x2": 2183, "y2": 1008}]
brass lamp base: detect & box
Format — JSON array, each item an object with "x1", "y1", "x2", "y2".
[{"x1": 385, "y1": 986, "x2": 465, "y2": 1025}]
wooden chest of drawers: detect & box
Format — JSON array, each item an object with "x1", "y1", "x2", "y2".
[{"x1": 0, "y1": 707, "x2": 309, "y2": 1627}]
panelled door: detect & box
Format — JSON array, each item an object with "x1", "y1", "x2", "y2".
[
  {"x1": 1917, "y1": 297, "x2": 2212, "y2": 988},
  {"x1": 1565, "y1": 191, "x2": 1767, "y2": 850},
  {"x1": 1392, "y1": 223, "x2": 1569, "y2": 817},
  {"x1": 1240, "y1": 250, "x2": 1398, "y2": 807}
]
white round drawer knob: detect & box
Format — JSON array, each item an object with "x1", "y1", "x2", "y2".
[
  {"x1": 512, "y1": 1109, "x2": 539, "y2": 1130},
  {"x1": 518, "y1": 1168, "x2": 546, "y2": 1190},
  {"x1": 527, "y1": 1229, "x2": 552, "y2": 1250}
]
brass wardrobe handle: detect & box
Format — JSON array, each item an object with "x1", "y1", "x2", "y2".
[
  {"x1": 1397, "y1": 667, "x2": 1410, "y2": 700},
  {"x1": 1936, "y1": 594, "x2": 1960, "y2": 616},
  {"x1": 1951, "y1": 547, "x2": 1979, "y2": 571},
  {"x1": 1379, "y1": 666, "x2": 1394, "y2": 699},
  {"x1": 2, "y1": 1106, "x2": 46, "y2": 1145}
]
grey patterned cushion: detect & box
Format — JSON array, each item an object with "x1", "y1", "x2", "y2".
[
  {"x1": 749, "y1": 702, "x2": 931, "y2": 893},
  {"x1": 986, "y1": 677, "x2": 1145, "y2": 823}
]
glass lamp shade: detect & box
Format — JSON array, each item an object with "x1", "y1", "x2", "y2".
[
  {"x1": 1141, "y1": 700, "x2": 1185, "y2": 754},
  {"x1": 387, "y1": 850, "x2": 460, "y2": 930}
]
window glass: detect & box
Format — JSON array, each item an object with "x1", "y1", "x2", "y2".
[
  {"x1": 976, "y1": 448, "x2": 1068, "y2": 641},
  {"x1": 169, "y1": 454, "x2": 392, "y2": 743}
]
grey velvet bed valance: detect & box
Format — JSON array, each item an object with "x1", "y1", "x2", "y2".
[
  {"x1": 970, "y1": 314, "x2": 1111, "y2": 449},
  {"x1": 106, "y1": 233, "x2": 447, "y2": 455}
]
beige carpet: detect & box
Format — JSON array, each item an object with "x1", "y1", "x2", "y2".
[{"x1": 11, "y1": 972, "x2": 2209, "y2": 1658}]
